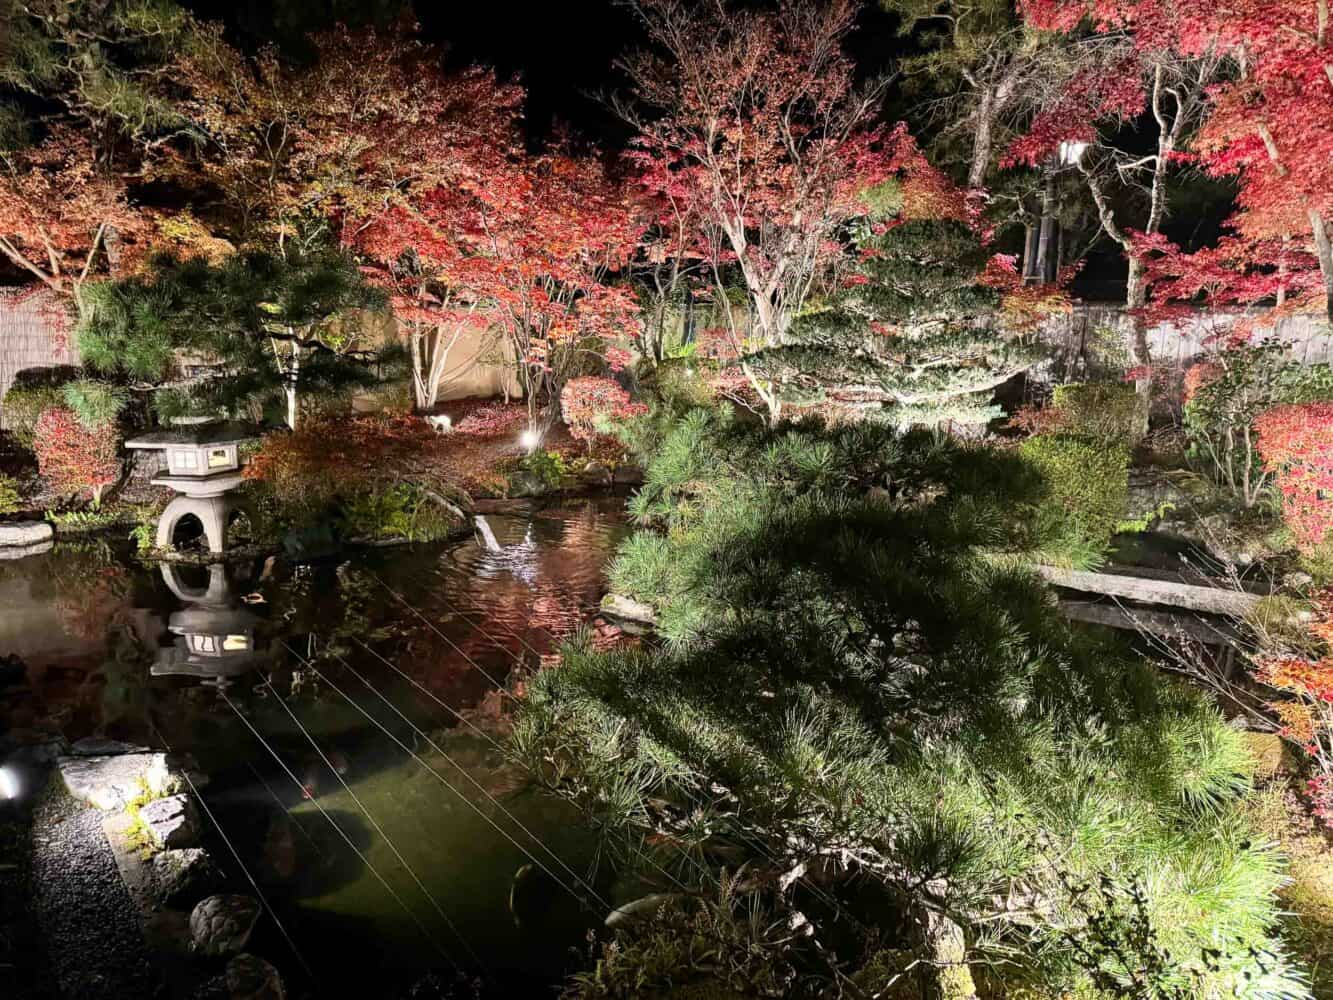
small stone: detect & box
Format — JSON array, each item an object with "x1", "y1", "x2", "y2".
[
  {"x1": 579, "y1": 461, "x2": 613, "y2": 487},
  {"x1": 138, "y1": 794, "x2": 200, "y2": 850},
  {"x1": 600, "y1": 593, "x2": 657, "y2": 626},
  {"x1": 225, "y1": 954, "x2": 286, "y2": 1000},
  {"x1": 190, "y1": 894, "x2": 262, "y2": 957}
]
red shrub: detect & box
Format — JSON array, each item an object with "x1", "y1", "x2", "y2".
[
  {"x1": 454, "y1": 403, "x2": 527, "y2": 437},
  {"x1": 1255, "y1": 402, "x2": 1333, "y2": 552},
  {"x1": 1183, "y1": 361, "x2": 1223, "y2": 406},
  {"x1": 560, "y1": 376, "x2": 646, "y2": 451},
  {"x1": 1254, "y1": 589, "x2": 1333, "y2": 826},
  {"x1": 32, "y1": 406, "x2": 120, "y2": 505}
]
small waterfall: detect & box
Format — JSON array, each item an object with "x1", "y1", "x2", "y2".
[{"x1": 474, "y1": 515, "x2": 502, "y2": 552}]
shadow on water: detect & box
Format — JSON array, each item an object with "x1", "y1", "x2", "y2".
[{"x1": 0, "y1": 498, "x2": 630, "y2": 994}]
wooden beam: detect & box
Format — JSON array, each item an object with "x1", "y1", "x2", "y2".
[
  {"x1": 1036, "y1": 565, "x2": 1260, "y2": 618},
  {"x1": 1058, "y1": 599, "x2": 1242, "y2": 646}
]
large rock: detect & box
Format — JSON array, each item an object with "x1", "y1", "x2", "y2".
[
  {"x1": 506, "y1": 468, "x2": 549, "y2": 498},
  {"x1": 190, "y1": 894, "x2": 261, "y2": 957},
  {"x1": 58, "y1": 751, "x2": 208, "y2": 810},
  {"x1": 138, "y1": 793, "x2": 200, "y2": 849},
  {"x1": 0, "y1": 520, "x2": 52, "y2": 548},
  {"x1": 150, "y1": 848, "x2": 224, "y2": 906},
  {"x1": 70, "y1": 737, "x2": 151, "y2": 756},
  {"x1": 600, "y1": 593, "x2": 657, "y2": 627},
  {"x1": 225, "y1": 954, "x2": 286, "y2": 1000}
]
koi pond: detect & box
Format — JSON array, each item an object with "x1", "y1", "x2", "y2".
[{"x1": 0, "y1": 498, "x2": 631, "y2": 996}]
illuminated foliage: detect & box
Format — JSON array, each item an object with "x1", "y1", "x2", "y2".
[
  {"x1": 1255, "y1": 403, "x2": 1333, "y2": 553},
  {"x1": 621, "y1": 0, "x2": 918, "y2": 422},
  {"x1": 32, "y1": 406, "x2": 122, "y2": 506},
  {"x1": 560, "y1": 377, "x2": 647, "y2": 452},
  {"x1": 1254, "y1": 590, "x2": 1333, "y2": 826},
  {"x1": 519, "y1": 408, "x2": 1306, "y2": 998}
]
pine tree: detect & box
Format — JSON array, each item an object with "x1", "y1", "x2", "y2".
[{"x1": 753, "y1": 217, "x2": 1046, "y2": 428}]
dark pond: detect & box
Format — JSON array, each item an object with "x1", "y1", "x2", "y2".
[{"x1": 0, "y1": 498, "x2": 631, "y2": 995}]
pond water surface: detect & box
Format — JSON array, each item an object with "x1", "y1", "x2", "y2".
[{"x1": 0, "y1": 498, "x2": 631, "y2": 996}]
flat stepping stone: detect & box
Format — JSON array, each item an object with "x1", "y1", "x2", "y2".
[
  {"x1": 0, "y1": 521, "x2": 52, "y2": 548},
  {"x1": 58, "y1": 751, "x2": 208, "y2": 810}
]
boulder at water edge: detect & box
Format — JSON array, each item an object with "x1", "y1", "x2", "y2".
[
  {"x1": 190, "y1": 894, "x2": 261, "y2": 957},
  {"x1": 151, "y1": 848, "x2": 224, "y2": 906},
  {"x1": 139, "y1": 794, "x2": 201, "y2": 850}
]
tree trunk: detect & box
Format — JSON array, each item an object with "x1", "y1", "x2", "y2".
[
  {"x1": 967, "y1": 86, "x2": 996, "y2": 191},
  {"x1": 922, "y1": 910, "x2": 979, "y2": 1000},
  {"x1": 1309, "y1": 208, "x2": 1333, "y2": 325},
  {"x1": 1035, "y1": 168, "x2": 1057, "y2": 284},
  {"x1": 1125, "y1": 255, "x2": 1151, "y2": 439},
  {"x1": 286, "y1": 340, "x2": 300, "y2": 431}
]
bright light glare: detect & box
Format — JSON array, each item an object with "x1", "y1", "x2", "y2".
[
  {"x1": 1058, "y1": 140, "x2": 1089, "y2": 166},
  {"x1": 519, "y1": 429, "x2": 541, "y2": 451},
  {"x1": 0, "y1": 766, "x2": 18, "y2": 800}
]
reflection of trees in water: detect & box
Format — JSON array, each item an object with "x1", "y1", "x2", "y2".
[{"x1": 0, "y1": 538, "x2": 135, "y2": 642}]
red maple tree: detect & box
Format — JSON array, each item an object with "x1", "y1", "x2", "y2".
[
  {"x1": 560, "y1": 376, "x2": 647, "y2": 452},
  {"x1": 285, "y1": 24, "x2": 526, "y2": 412},
  {"x1": 1254, "y1": 588, "x2": 1333, "y2": 826},
  {"x1": 620, "y1": 0, "x2": 903, "y2": 423},
  {"x1": 1255, "y1": 402, "x2": 1333, "y2": 553},
  {"x1": 0, "y1": 129, "x2": 143, "y2": 317},
  {"x1": 1021, "y1": 0, "x2": 1333, "y2": 322}
]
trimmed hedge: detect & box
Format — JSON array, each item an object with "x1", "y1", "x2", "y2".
[
  {"x1": 1051, "y1": 381, "x2": 1139, "y2": 444},
  {"x1": 1020, "y1": 433, "x2": 1131, "y2": 555}
]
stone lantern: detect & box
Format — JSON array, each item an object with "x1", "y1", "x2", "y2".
[{"x1": 125, "y1": 422, "x2": 257, "y2": 554}]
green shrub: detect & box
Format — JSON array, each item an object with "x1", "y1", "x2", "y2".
[
  {"x1": 2, "y1": 366, "x2": 78, "y2": 447},
  {"x1": 0, "y1": 474, "x2": 21, "y2": 515},
  {"x1": 344, "y1": 482, "x2": 459, "y2": 543},
  {"x1": 518, "y1": 449, "x2": 567, "y2": 490},
  {"x1": 1051, "y1": 381, "x2": 1139, "y2": 444},
  {"x1": 1019, "y1": 433, "x2": 1130, "y2": 559}
]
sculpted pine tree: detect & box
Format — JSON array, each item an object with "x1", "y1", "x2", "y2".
[{"x1": 751, "y1": 141, "x2": 1060, "y2": 427}]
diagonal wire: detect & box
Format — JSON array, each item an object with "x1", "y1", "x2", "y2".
[
  {"x1": 146, "y1": 717, "x2": 317, "y2": 985},
  {"x1": 351, "y1": 635, "x2": 702, "y2": 898},
  {"x1": 246, "y1": 761, "x2": 329, "y2": 862},
  {"x1": 220, "y1": 690, "x2": 458, "y2": 971},
  {"x1": 283, "y1": 639, "x2": 612, "y2": 916},
  {"x1": 376, "y1": 573, "x2": 868, "y2": 931},
  {"x1": 261, "y1": 677, "x2": 488, "y2": 976}
]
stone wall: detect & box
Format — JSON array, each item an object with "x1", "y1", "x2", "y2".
[{"x1": 0, "y1": 287, "x2": 79, "y2": 430}]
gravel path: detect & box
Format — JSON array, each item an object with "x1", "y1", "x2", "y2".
[{"x1": 29, "y1": 778, "x2": 166, "y2": 999}]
